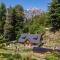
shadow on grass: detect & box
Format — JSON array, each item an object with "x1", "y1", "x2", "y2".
[
  {"x1": 1, "y1": 47, "x2": 14, "y2": 51},
  {"x1": 0, "y1": 53, "x2": 22, "y2": 60},
  {"x1": 0, "y1": 53, "x2": 37, "y2": 60}
]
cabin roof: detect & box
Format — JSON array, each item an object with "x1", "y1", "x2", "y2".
[
  {"x1": 33, "y1": 47, "x2": 60, "y2": 53},
  {"x1": 18, "y1": 34, "x2": 41, "y2": 44}
]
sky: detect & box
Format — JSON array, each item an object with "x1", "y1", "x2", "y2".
[{"x1": 0, "y1": 0, "x2": 51, "y2": 11}]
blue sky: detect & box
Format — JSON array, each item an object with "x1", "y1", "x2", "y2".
[{"x1": 0, "y1": 0, "x2": 51, "y2": 11}]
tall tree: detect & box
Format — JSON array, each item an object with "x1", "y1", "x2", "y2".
[
  {"x1": 14, "y1": 5, "x2": 24, "y2": 39},
  {"x1": 0, "y1": 3, "x2": 6, "y2": 35},
  {"x1": 48, "y1": 0, "x2": 60, "y2": 29},
  {"x1": 4, "y1": 8, "x2": 16, "y2": 41}
]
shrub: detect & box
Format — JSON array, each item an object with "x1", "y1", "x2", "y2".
[
  {"x1": 31, "y1": 58, "x2": 37, "y2": 60},
  {"x1": 53, "y1": 52, "x2": 60, "y2": 58},
  {"x1": 23, "y1": 48, "x2": 32, "y2": 52},
  {"x1": 45, "y1": 55, "x2": 59, "y2": 60}
]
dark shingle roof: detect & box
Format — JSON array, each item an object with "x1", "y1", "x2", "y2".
[
  {"x1": 18, "y1": 34, "x2": 27, "y2": 43},
  {"x1": 18, "y1": 34, "x2": 41, "y2": 44},
  {"x1": 33, "y1": 47, "x2": 60, "y2": 53},
  {"x1": 33, "y1": 47, "x2": 53, "y2": 53}
]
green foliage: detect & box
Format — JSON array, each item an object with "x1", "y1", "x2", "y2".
[
  {"x1": 23, "y1": 26, "x2": 29, "y2": 33},
  {"x1": 31, "y1": 58, "x2": 37, "y2": 60},
  {"x1": 0, "y1": 3, "x2": 24, "y2": 42},
  {"x1": 0, "y1": 3, "x2": 6, "y2": 34},
  {"x1": 48, "y1": 0, "x2": 60, "y2": 29},
  {"x1": 53, "y1": 52, "x2": 60, "y2": 58},
  {"x1": 0, "y1": 35, "x2": 7, "y2": 43},
  {"x1": 0, "y1": 3, "x2": 48, "y2": 42},
  {"x1": 46, "y1": 55, "x2": 59, "y2": 60},
  {"x1": 14, "y1": 5, "x2": 24, "y2": 29},
  {"x1": 13, "y1": 5, "x2": 24, "y2": 39},
  {"x1": 24, "y1": 13, "x2": 47, "y2": 34},
  {"x1": 33, "y1": 13, "x2": 47, "y2": 26},
  {"x1": 0, "y1": 53, "x2": 22, "y2": 60},
  {"x1": 29, "y1": 25, "x2": 45, "y2": 34},
  {"x1": 4, "y1": 7, "x2": 16, "y2": 41},
  {"x1": 0, "y1": 53, "x2": 37, "y2": 60},
  {"x1": 23, "y1": 48, "x2": 32, "y2": 52},
  {"x1": 0, "y1": 35, "x2": 3, "y2": 40}
]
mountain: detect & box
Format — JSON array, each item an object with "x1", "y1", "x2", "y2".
[{"x1": 24, "y1": 8, "x2": 45, "y2": 19}]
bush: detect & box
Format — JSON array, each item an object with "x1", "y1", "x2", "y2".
[
  {"x1": 45, "y1": 55, "x2": 59, "y2": 60},
  {"x1": 0, "y1": 35, "x2": 3, "y2": 40},
  {"x1": 31, "y1": 58, "x2": 37, "y2": 60},
  {"x1": 0, "y1": 53, "x2": 22, "y2": 60},
  {"x1": 53, "y1": 52, "x2": 60, "y2": 58},
  {"x1": 23, "y1": 48, "x2": 32, "y2": 52},
  {"x1": 0, "y1": 43, "x2": 6, "y2": 48}
]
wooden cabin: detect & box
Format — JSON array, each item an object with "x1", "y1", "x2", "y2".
[{"x1": 18, "y1": 34, "x2": 42, "y2": 47}]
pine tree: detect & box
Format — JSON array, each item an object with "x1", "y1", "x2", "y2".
[
  {"x1": 0, "y1": 3, "x2": 6, "y2": 35},
  {"x1": 14, "y1": 5, "x2": 24, "y2": 39},
  {"x1": 48, "y1": 0, "x2": 60, "y2": 30},
  {"x1": 4, "y1": 8, "x2": 16, "y2": 41}
]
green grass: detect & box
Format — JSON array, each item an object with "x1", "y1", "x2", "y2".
[
  {"x1": 0, "y1": 43, "x2": 37, "y2": 60},
  {"x1": 0, "y1": 43, "x2": 60, "y2": 60},
  {"x1": 45, "y1": 55, "x2": 59, "y2": 60}
]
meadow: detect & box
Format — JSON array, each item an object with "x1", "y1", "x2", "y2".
[{"x1": 0, "y1": 43, "x2": 37, "y2": 60}]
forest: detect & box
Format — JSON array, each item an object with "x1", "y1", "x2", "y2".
[
  {"x1": 0, "y1": 0, "x2": 60, "y2": 43},
  {"x1": 0, "y1": 0, "x2": 60, "y2": 60},
  {"x1": 0, "y1": 3, "x2": 47, "y2": 42}
]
